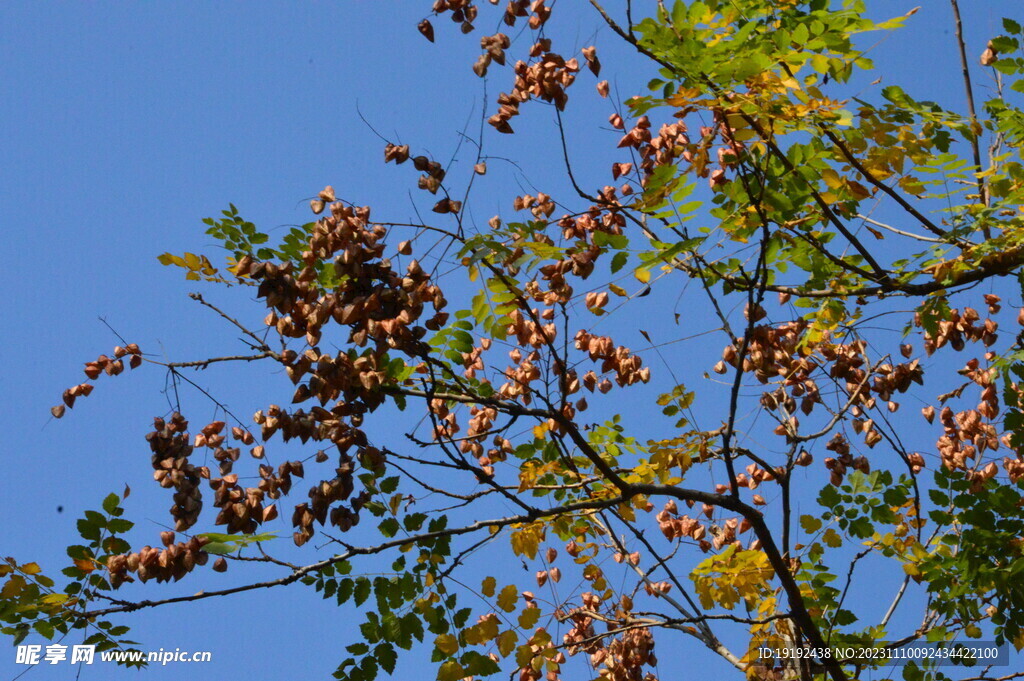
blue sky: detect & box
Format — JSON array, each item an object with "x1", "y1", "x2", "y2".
[{"x1": 1, "y1": 2, "x2": 1020, "y2": 680}]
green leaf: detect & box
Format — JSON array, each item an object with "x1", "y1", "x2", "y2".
[
  {"x1": 354, "y1": 578, "x2": 372, "y2": 607},
  {"x1": 375, "y1": 643, "x2": 397, "y2": 674},
  {"x1": 611, "y1": 251, "x2": 629, "y2": 273}
]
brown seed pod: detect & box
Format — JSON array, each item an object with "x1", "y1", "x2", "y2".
[{"x1": 417, "y1": 19, "x2": 435, "y2": 42}]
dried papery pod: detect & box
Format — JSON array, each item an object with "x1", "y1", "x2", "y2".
[
  {"x1": 418, "y1": 175, "x2": 441, "y2": 193},
  {"x1": 50, "y1": 405, "x2": 65, "y2": 418},
  {"x1": 384, "y1": 143, "x2": 410, "y2": 164},
  {"x1": 490, "y1": 117, "x2": 513, "y2": 134},
  {"x1": 212, "y1": 557, "x2": 228, "y2": 572},
  {"x1": 310, "y1": 199, "x2": 325, "y2": 214},
  {"x1": 581, "y1": 46, "x2": 600, "y2": 75},
  {"x1": 417, "y1": 19, "x2": 435, "y2": 42},
  {"x1": 980, "y1": 40, "x2": 998, "y2": 66},
  {"x1": 744, "y1": 302, "x2": 767, "y2": 322},
  {"x1": 474, "y1": 162, "x2": 487, "y2": 175},
  {"x1": 421, "y1": 163, "x2": 444, "y2": 182},
  {"x1": 473, "y1": 53, "x2": 491, "y2": 77}
]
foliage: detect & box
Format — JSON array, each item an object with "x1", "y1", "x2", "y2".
[{"x1": 11, "y1": 2, "x2": 1024, "y2": 680}]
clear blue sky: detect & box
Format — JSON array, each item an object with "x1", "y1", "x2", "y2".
[{"x1": 1, "y1": 2, "x2": 1019, "y2": 680}]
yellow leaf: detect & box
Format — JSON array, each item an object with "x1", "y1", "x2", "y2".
[
  {"x1": 732, "y1": 127, "x2": 758, "y2": 142},
  {"x1": 518, "y1": 606, "x2": 541, "y2": 629},
  {"x1": 199, "y1": 255, "x2": 218, "y2": 276},
  {"x1": 497, "y1": 630, "x2": 518, "y2": 657},
  {"x1": 509, "y1": 524, "x2": 543, "y2": 559},
  {"x1": 435, "y1": 634, "x2": 459, "y2": 655},
  {"x1": 20, "y1": 563, "x2": 41, "y2": 575},
  {"x1": 847, "y1": 180, "x2": 871, "y2": 200},
  {"x1": 466, "y1": 613, "x2": 499, "y2": 644},
  {"x1": 634, "y1": 267, "x2": 651, "y2": 284},
  {"x1": 157, "y1": 252, "x2": 186, "y2": 267},
  {"x1": 666, "y1": 87, "x2": 702, "y2": 106},
  {"x1": 184, "y1": 252, "x2": 202, "y2": 270},
  {"x1": 0, "y1": 576, "x2": 26, "y2": 599},
  {"x1": 497, "y1": 584, "x2": 518, "y2": 612},
  {"x1": 437, "y1": 660, "x2": 465, "y2": 681},
  {"x1": 822, "y1": 528, "x2": 842, "y2": 548},
  {"x1": 898, "y1": 175, "x2": 925, "y2": 196},
  {"x1": 40, "y1": 593, "x2": 69, "y2": 605},
  {"x1": 902, "y1": 563, "x2": 920, "y2": 577},
  {"x1": 609, "y1": 283, "x2": 628, "y2": 297},
  {"x1": 821, "y1": 169, "x2": 843, "y2": 190},
  {"x1": 481, "y1": 576, "x2": 496, "y2": 597}
]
